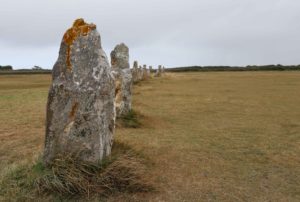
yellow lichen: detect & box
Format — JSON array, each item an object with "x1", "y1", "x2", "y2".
[{"x1": 63, "y1": 18, "x2": 96, "y2": 70}]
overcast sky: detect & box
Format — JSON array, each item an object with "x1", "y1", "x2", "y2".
[{"x1": 0, "y1": 0, "x2": 299, "y2": 69}]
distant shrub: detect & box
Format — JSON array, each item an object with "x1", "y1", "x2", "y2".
[
  {"x1": 0, "y1": 65, "x2": 13, "y2": 71},
  {"x1": 31, "y1": 66, "x2": 43, "y2": 70},
  {"x1": 166, "y1": 65, "x2": 300, "y2": 72}
]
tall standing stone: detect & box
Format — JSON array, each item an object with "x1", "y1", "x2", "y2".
[
  {"x1": 154, "y1": 69, "x2": 160, "y2": 77},
  {"x1": 43, "y1": 19, "x2": 115, "y2": 166},
  {"x1": 110, "y1": 43, "x2": 132, "y2": 117},
  {"x1": 149, "y1": 66, "x2": 153, "y2": 73},
  {"x1": 132, "y1": 61, "x2": 139, "y2": 83},
  {"x1": 155, "y1": 65, "x2": 162, "y2": 77},
  {"x1": 138, "y1": 66, "x2": 143, "y2": 81},
  {"x1": 142, "y1": 64, "x2": 149, "y2": 80},
  {"x1": 147, "y1": 66, "x2": 152, "y2": 78},
  {"x1": 133, "y1": 61, "x2": 138, "y2": 69}
]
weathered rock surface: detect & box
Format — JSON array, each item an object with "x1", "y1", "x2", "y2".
[
  {"x1": 44, "y1": 19, "x2": 115, "y2": 166},
  {"x1": 111, "y1": 43, "x2": 132, "y2": 117}
]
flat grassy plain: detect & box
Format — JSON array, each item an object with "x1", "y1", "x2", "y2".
[{"x1": 0, "y1": 72, "x2": 300, "y2": 201}]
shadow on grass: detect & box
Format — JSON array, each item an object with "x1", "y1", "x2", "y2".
[
  {"x1": 116, "y1": 110, "x2": 143, "y2": 128},
  {"x1": 0, "y1": 141, "x2": 154, "y2": 201}
]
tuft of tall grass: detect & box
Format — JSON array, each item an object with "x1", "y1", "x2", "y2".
[
  {"x1": 0, "y1": 142, "x2": 153, "y2": 200},
  {"x1": 35, "y1": 153, "x2": 153, "y2": 198}
]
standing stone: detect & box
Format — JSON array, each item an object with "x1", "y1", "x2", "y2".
[
  {"x1": 147, "y1": 66, "x2": 152, "y2": 78},
  {"x1": 149, "y1": 66, "x2": 153, "y2": 73},
  {"x1": 138, "y1": 66, "x2": 143, "y2": 81},
  {"x1": 110, "y1": 43, "x2": 132, "y2": 117},
  {"x1": 154, "y1": 69, "x2": 160, "y2": 77},
  {"x1": 43, "y1": 19, "x2": 115, "y2": 166},
  {"x1": 154, "y1": 65, "x2": 162, "y2": 77},
  {"x1": 142, "y1": 65, "x2": 149, "y2": 80},
  {"x1": 133, "y1": 61, "x2": 138, "y2": 69},
  {"x1": 111, "y1": 43, "x2": 129, "y2": 69},
  {"x1": 132, "y1": 61, "x2": 139, "y2": 83}
]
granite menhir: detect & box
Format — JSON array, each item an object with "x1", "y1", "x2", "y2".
[
  {"x1": 110, "y1": 43, "x2": 132, "y2": 117},
  {"x1": 43, "y1": 19, "x2": 115, "y2": 166},
  {"x1": 132, "y1": 61, "x2": 139, "y2": 83}
]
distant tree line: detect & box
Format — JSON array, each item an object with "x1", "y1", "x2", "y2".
[
  {"x1": 32, "y1": 65, "x2": 43, "y2": 70},
  {"x1": 167, "y1": 65, "x2": 300, "y2": 72},
  {"x1": 0, "y1": 65, "x2": 13, "y2": 71},
  {"x1": 0, "y1": 65, "x2": 53, "y2": 75}
]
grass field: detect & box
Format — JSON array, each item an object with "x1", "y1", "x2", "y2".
[{"x1": 0, "y1": 72, "x2": 300, "y2": 201}]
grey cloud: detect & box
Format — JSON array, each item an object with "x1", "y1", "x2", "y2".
[{"x1": 0, "y1": 0, "x2": 300, "y2": 69}]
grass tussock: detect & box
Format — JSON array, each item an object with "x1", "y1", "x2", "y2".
[
  {"x1": 117, "y1": 110, "x2": 143, "y2": 128},
  {"x1": 1, "y1": 142, "x2": 153, "y2": 200}
]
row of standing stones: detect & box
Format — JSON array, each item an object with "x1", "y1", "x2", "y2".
[{"x1": 43, "y1": 19, "x2": 165, "y2": 166}]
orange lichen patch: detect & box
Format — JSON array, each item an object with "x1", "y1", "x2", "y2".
[
  {"x1": 111, "y1": 57, "x2": 117, "y2": 66},
  {"x1": 63, "y1": 18, "x2": 97, "y2": 70},
  {"x1": 69, "y1": 102, "x2": 79, "y2": 120}
]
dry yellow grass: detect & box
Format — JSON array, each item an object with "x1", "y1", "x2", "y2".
[
  {"x1": 0, "y1": 72, "x2": 300, "y2": 201},
  {"x1": 0, "y1": 75, "x2": 50, "y2": 168}
]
